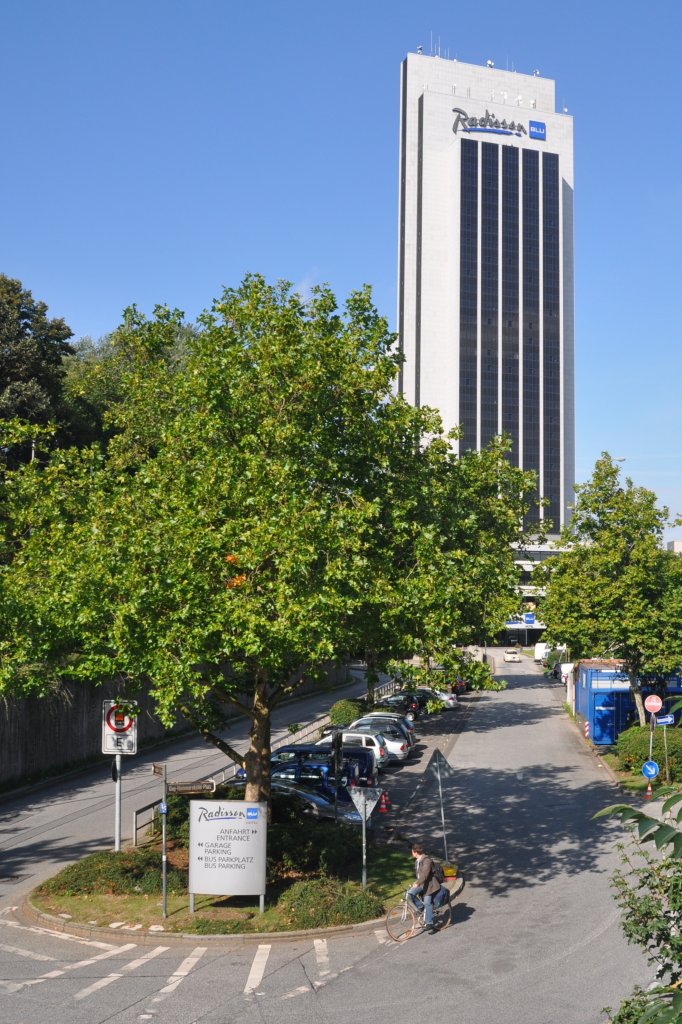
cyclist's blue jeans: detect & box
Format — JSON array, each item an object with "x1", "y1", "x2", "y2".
[{"x1": 407, "y1": 887, "x2": 434, "y2": 926}]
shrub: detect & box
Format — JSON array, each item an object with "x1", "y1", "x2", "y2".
[
  {"x1": 615, "y1": 725, "x2": 682, "y2": 780},
  {"x1": 276, "y1": 877, "x2": 384, "y2": 929},
  {"x1": 328, "y1": 699, "x2": 363, "y2": 726},
  {"x1": 37, "y1": 848, "x2": 187, "y2": 897},
  {"x1": 602, "y1": 988, "x2": 650, "y2": 1024},
  {"x1": 267, "y1": 818, "x2": 361, "y2": 880}
]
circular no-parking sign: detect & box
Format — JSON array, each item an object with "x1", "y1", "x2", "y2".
[
  {"x1": 102, "y1": 700, "x2": 138, "y2": 754},
  {"x1": 644, "y1": 694, "x2": 663, "y2": 714}
]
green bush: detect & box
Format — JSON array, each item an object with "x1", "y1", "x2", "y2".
[
  {"x1": 37, "y1": 848, "x2": 187, "y2": 897},
  {"x1": 277, "y1": 877, "x2": 384, "y2": 929},
  {"x1": 267, "y1": 817, "x2": 361, "y2": 880},
  {"x1": 328, "y1": 699, "x2": 363, "y2": 726},
  {"x1": 602, "y1": 988, "x2": 650, "y2": 1024},
  {"x1": 615, "y1": 725, "x2": 682, "y2": 780}
]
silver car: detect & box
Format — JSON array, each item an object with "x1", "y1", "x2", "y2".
[
  {"x1": 347, "y1": 722, "x2": 410, "y2": 761},
  {"x1": 350, "y1": 714, "x2": 416, "y2": 752}
]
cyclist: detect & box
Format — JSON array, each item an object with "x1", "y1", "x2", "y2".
[{"x1": 407, "y1": 843, "x2": 441, "y2": 935}]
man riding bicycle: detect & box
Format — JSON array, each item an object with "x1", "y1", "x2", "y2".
[{"x1": 407, "y1": 843, "x2": 442, "y2": 935}]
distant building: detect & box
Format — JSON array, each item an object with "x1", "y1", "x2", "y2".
[
  {"x1": 667, "y1": 540, "x2": 682, "y2": 554},
  {"x1": 398, "y1": 53, "x2": 575, "y2": 534}
]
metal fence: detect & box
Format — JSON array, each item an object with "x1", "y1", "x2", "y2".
[{"x1": 132, "y1": 677, "x2": 396, "y2": 847}]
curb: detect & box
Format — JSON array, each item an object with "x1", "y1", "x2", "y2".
[{"x1": 19, "y1": 876, "x2": 466, "y2": 947}]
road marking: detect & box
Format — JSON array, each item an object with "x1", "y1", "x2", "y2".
[
  {"x1": 374, "y1": 929, "x2": 390, "y2": 944},
  {"x1": 0, "y1": 917, "x2": 116, "y2": 949},
  {"x1": 243, "y1": 944, "x2": 271, "y2": 994},
  {"x1": 149, "y1": 946, "x2": 207, "y2": 1003},
  {"x1": 74, "y1": 946, "x2": 169, "y2": 1000},
  {"x1": 314, "y1": 938, "x2": 330, "y2": 976},
  {"x1": 0, "y1": 942, "x2": 55, "y2": 962},
  {"x1": 8, "y1": 942, "x2": 138, "y2": 991}
]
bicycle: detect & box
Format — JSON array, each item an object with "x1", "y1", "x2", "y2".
[{"x1": 385, "y1": 876, "x2": 464, "y2": 941}]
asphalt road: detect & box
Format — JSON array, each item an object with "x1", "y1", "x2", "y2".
[{"x1": 0, "y1": 653, "x2": 651, "y2": 1024}]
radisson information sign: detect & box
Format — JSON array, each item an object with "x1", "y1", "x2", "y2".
[{"x1": 189, "y1": 800, "x2": 267, "y2": 897}]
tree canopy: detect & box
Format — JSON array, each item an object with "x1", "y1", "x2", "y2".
[
  {"x1": 1, "y1": 275, "x2": 533, "y2": 799},
  {"x1": 541, "y1": 453, "x2": 682, "y2": 724}
]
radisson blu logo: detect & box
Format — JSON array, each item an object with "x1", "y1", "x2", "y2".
[{"x1": 452, "y1": 108, "x2": 547, "y2": 142}]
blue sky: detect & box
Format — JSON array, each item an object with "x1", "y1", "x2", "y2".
[{"x1": 2, "y1": 0, "x2": 681, "y2": 535}]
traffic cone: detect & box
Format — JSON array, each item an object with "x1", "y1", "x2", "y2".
[
  {"x1": 378, "y1": 791, "x2": 390, "y2": 813},
  {"x1": 645, "y1": 782, "x2": 652, "y2": 800}
]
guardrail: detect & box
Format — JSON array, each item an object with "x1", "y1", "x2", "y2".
[{"x1": 132, "y1": 675, "x2": 398, "y2": 846}]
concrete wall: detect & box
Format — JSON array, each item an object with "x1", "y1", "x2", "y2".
[{"x1": 0, "y1": 663, "x2": 351, "y2": 789}]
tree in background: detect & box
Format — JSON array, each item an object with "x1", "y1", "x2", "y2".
[
  {"x1": 0, "y1": 275, "x2": 74, "y2": 460},
  {"x1": 540, "y1": 453, "x2": 682, "y2": 726}
]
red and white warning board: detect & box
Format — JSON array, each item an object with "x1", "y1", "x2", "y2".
[{"x1": 102, "y1": 700, "x2": 138, "y2": 755}]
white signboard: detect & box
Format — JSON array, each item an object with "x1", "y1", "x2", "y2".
[
  {"x1": 101, "y1": 700, "x2": 138, "y2": 754},
  {"x1": 348, "y1": 786, "x2": 383, "y2": 821},
  {"x1": 189, "y1": 800, "x2": 267, "y2": 897}
]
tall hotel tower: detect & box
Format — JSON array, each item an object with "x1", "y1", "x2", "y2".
[{"x1": 398, "y1": 53, "x2": 574, "y2": 533}]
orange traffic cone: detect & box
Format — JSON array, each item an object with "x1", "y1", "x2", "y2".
[
  {"x1": 378, "y1": 791, "x2": 390, "y2": 813},
  {"x1": 645, "y1": 782, "x2": 652, "y2": 800}
]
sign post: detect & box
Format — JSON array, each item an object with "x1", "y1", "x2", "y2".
[
  {"x1": 102, "y1": 701, "x2": 138, "y2": 852},
  {"x1": 348, "y1": 787, "x2": 383, "y2": 887}
]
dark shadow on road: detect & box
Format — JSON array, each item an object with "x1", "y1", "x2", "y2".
[{"x1": 399, "y1": 761, "x2": 626, "y2": 899}]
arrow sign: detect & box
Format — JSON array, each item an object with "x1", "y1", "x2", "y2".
[
  {"x1": 642, "y1": 760, "x2": 660, "y2": 779},
  {"x1": 167, "y1": 780, "x2": 216, "y2": 795},
  {"x1": 656, "y1": 715, "x2": 675, "y2": 727}
]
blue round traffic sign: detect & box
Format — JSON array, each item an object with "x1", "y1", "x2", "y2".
[
  {"x1": 159, "y1": 802, "x2": 168, "y2": 815},
  {"x1": 642, "y1": 760, "x2": 659, "y2": 779}
]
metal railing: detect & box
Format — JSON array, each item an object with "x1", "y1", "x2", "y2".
[{"x1": 132, "y1": 675, "x2": 397, "y2": 846}]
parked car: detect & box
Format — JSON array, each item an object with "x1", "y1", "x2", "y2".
[
  {"x1": 312, "y1": 737, "x2": 379, "y2": 785},
  {"x1": 233, "y1": 779, "x2": 374, "y2": 827},
  {"x1": 504, "y1": 648, "x2": 521, "y2": 663},
  {"x1": 344, "y1": 722, "x2": 409, "y2": 761},
  {"x1": 416, "y1": 685, "x2": 458, "y2": 709},
  {"x1": 351, "y1": 712, "x2": 416, "y2": 747},
  {"x1": 375, "y1": 692, "x2": 420, "y2": 719},
  {"x1": 317, "y1": 730, "x2": 391, "y2": 770}
]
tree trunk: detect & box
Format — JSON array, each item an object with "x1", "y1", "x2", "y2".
[
  {"x1": 630, "y1": 671, "x2": 646, "y2": 728},
  {"x1": 244, "y1": 672, "x2": 272, "y2": 803},
  {"x1": 365, "y1": 649, "x2": 378, "y2": 705}
]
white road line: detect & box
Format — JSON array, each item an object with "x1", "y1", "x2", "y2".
[
  {"x1": 74, "y1": 946, "x2": 168, "y2": 1000},
  {"x1": 0, "y1": 942, "x2": 55, "y2": 962},
  {"x1": 243, "y1": 944, "x2": 271, "y2": 995},
  {"x1": 150, "y1": 946, "x2": 207, "y2": 1003},
  {"x1": 17, "y1": 942, "x2": 138, "y2": 990},
  {"x1": 0, "y1": 917, "x2": 116, "y2": 949},
  {"x1": 314, "y1": 938, "x2": 330, "y2": 976}
]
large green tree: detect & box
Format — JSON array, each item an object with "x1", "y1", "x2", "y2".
[
  {"x1": 540, "y1": 453, "x2": 682, "y2": 726},
  {"x1": 0, "y1": 275, "x2": 533, "y2": 799}
]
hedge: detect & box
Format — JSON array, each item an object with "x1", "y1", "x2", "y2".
[{"x1": 615, "y1": 725, "x2": 682, "y2": 781}]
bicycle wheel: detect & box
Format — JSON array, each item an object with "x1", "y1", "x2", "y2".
[
  {"x1": 385, "y1": 902, "x2": 417, "y2": 941},
  {"x1": 434, "y1": 898, "x2": 452, "y2": 930}
]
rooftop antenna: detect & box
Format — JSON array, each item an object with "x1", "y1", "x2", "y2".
[
  {"x1": 486, "y1": 59, "x2": 495, "y2": 68},
  {"x1": 417, "y1": 44, "x2": 423, "y2": 54},
  {"x1": 430, "y1": 30, "x2": 433, "y2": 56},
  {"x1": 533, "y1": 68, "x2": 540, "y2": 76}
]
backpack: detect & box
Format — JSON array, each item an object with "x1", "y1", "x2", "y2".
[{"x1": 431, "y1": 860, "x2": 445, "y2": 884}]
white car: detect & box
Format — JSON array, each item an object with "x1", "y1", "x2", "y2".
[
  {"x1": 347, "y1": 722, "x2": 410, "y2": 761},
  {"x1": 416, "y1": 686, "x2": 458, "y2": 709},
  {"x1": 317, "y1": 730, "x2": 391, "y2": 770},
  {"x1": 350, "y1": 713, "x2": 416, "y2": 751},
  {"x1": 503, "y1": 648, "x2": 521, "y2": 663}
]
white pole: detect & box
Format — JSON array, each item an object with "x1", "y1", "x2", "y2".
[
  {"x1": 436, "y1": 754, "x2": 448, "y2": 864},
  {"x1": 114, "y1": 754, "x2": 122, "y2": 852},
  {"x1": 361, "y1": 796, "x2": 367, "y2": 888}
]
